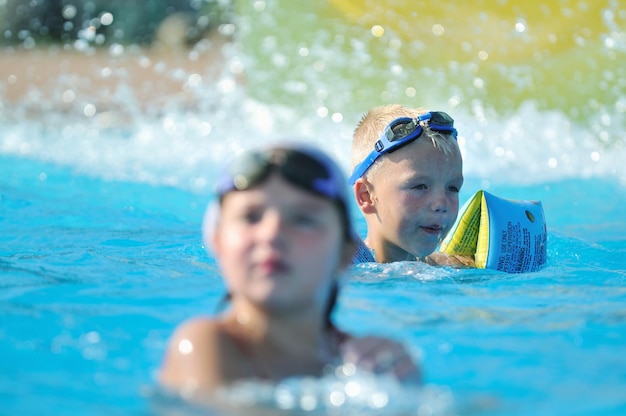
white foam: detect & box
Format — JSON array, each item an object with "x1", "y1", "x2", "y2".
[{"x1": 2, "y1": 96, "x2": 624, "y2": 191}]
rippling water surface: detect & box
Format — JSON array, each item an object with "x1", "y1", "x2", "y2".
[{"x1": 1, "y1": 1, "x2": 625, "y2": 415}]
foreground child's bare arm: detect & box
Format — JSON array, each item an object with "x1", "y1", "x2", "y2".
[{"x1": 341, "y1": 336, "x2": 421, "y2": 384}]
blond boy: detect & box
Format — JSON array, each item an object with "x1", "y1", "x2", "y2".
[{"x1": 350, "y1": 104, "x2": 473, "y2": 266}]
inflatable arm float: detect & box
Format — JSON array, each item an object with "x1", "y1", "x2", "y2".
[{"x1": 439, "y1": 190, "x2": 547, "y2": 273}]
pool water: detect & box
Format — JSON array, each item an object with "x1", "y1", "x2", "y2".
[
  {"x1": 2, "y1": 0, "x2": 626, "y2": 415},
  {"x1": 2, "y1": 149, "x2": 625, "y2": 416}
]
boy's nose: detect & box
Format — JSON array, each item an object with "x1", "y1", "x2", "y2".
[
  {"x1": 431, "y1": 191, "x2": 449, "y2": 213},
  {"x1": 258, "y1": 211, "x2": 287, "y2": 246}
]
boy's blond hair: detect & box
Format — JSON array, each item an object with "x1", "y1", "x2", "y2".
[{"x1": 351, "y1": 104, "x2": 459, "y2": 180}]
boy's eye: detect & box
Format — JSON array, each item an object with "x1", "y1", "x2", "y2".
[
  {"x1": 290, "y1": 213, "x2": 321, "y2": 228},
  {"x1": 241, "y1": 209, "x2": 263, "y2": 223},
  {"x1": 411, "y1": 184, "x2": 428, "y2": 190},
  {"x1": 448, "y1": 185, "x2": 461, "y2": 193}
]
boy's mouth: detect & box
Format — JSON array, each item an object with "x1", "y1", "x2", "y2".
[
  {"x1": 421, "y1": 224, "x2": 444, "y2": 235},
  {"x1": 257, "y1": 257, "x2": 289, "y2": 275}
]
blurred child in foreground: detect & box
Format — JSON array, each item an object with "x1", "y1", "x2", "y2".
[{"x1": 159, "y1": 143, "x2": 420, "y2": 401}]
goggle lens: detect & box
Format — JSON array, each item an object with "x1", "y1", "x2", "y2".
[
  {"x1": 387, "y1": 119, "x2": 419, "y2": 142},
  {"x1": 222, "y1": 148, "x2": 338, "y2": 200},
  {"x1": 428, "y1": 111, "x2": 455, "y2": 130}
]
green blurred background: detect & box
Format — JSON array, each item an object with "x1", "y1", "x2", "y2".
[{"x1": 1, "y1": 0, "x2": 624, "y2": 147}]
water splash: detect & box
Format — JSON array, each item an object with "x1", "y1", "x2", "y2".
[{"x1": 1, "y1": 0, "x2": 624, "y2": 189}]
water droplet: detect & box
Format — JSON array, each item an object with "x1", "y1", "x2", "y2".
[
  {"x1": 371, "y1": 25, "x2": 384, "y2": 37},
  {"x1": 62, "y1": 90, "x2": 75, "y2": 103},
  {"x1": 178, "y1": 339, "x2": 193, "y2": 354},
  {"x1": 100, "y1": 12, "x2": 114, "y2": 26},
  {"x1": 62, "y1": 5, "x2": 77, "y2": 19},
  {"x1": 331, "y1": 113, "x2": 343, "y2": 123},
  {"x1": 432, "y1": 24, "x2": 445, "y2": 36},
  {"x1": 84, "y1": 104, "x2": 96, "y2": 117}
]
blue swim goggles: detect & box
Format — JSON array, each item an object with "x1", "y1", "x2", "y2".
[
  {"x1": 215, "y1": 145, "x2": 355, "y2": 240},
  {"x1": 348, "y1": 111, "x2": 458, "y2": 185},
  {"x1": 216, "y1": 146, "x2": 349, "y2": 207}
]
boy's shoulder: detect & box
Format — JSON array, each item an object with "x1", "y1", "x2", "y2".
[{"x1": 352, "y1": 235, "x2": 376, "y2": 264}]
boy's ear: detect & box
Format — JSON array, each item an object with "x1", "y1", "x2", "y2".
[
  {"x1": 202, "y1": 202, "x2": 221, "y2": 255},
  {"x1": 209, "y1": 222, "x2": 224, "y2": 258},
  {"x1": 353, "y1": 178, "x2": 377, "y2": 214}
]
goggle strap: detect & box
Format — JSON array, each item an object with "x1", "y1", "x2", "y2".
[
  {"x1": 349, "y1": 150, "x2": 381, "y2": 185},
  {"x1": 428, "y1": 123, "x2": 455, "y2": 131},
  {"x1": 417, "y1": 112, "x2": 432, "y2": 122},
  {"x1": 349, "y1": 121, "x2": 422, "y2": 185},
  {"x1": 349, "y1": 111, "x2": 457, "y2": 185}
]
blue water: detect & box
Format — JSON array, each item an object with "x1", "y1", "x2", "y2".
[
  {"x1": 2, "y1": 140, "x2": 625, "y2": 415},
  {"x1": 2, "y1": 0, "x2": 626, "y2": 414}
]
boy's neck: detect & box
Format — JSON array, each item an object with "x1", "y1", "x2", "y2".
[
  {"x1": 227, "y1": 299, "x2": 329, "y2": 346},
  {"x1": 365, "y1": 236, "x2": 416, "y2": 263}
]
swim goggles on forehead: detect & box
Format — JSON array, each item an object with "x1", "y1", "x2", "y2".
[
  {"x1": 216, "y1": 147, "x2": 347, "y2": 204},
  {"x1": 348, "y1": 111, "x2": 458, "y2": 185}
]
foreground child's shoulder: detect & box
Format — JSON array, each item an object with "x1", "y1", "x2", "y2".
[
  {"x1": 159, "y1": 316, "x2": 249, "y2": 389},
  {"x1": 352, "y1": 235, "x2": 376, "y2": 264},
  {"x1": 166, "y1": 316, "x2": 225, "y2": 350}
]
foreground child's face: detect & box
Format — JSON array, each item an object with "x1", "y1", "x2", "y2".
[
  {"x1": 369, "y1": 138, "x2": 463, "y2": 260},
  {"x1": 213, "y1": 172, "x2": 347, "y2": 312}
]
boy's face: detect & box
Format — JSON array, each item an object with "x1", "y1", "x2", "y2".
[
  {"x1": 364, "y1": 138, "x2": 463, "y2": 261},
  {"x1": 212, "y1": 172, "x2": 351, "y2": 312}
]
